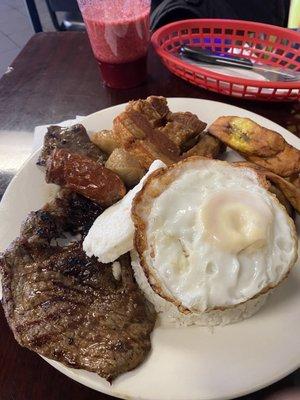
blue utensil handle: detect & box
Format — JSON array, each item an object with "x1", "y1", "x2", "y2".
[{"x1": 180, "y1": 46, "x2": 254, "y2": 69}]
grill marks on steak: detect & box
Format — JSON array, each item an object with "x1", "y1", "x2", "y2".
[
  {"x1": 25, "y1": 189, "x2": 104, "y2": 239},
  {"x1": 2, "y1": 247, "x2": 155, "y2": 381},
  {"x1": 1, "y1": 191, "x2": 156, "y2": 381},
  {"x1": 37, "y1": 124, "x2": 107, "y2": 167}
]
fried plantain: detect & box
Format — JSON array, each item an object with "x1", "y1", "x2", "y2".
[
  {"x1": 234, "y1": 161, "x2": 299, "y2": 215},
  {"x1": 209, "y1": 116, "x2": 300, "y2": 177}
]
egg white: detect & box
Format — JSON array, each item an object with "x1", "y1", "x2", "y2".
[
  {"x1": 83, "y1": 160, "x2": 166, "y2": 263},
  {"x1": 134, "y1": 158, "x2": 298, "y2": 313}
]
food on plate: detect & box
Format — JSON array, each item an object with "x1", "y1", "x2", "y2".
[
  {"x1": 0, "y1": 190, "x2": 156, "y2": 381},
  {"x1": 121, "y1": 138, "x2": 177, "y2": 169},
  {"x1": 130, "y1": 250, "x2": 268, "y2": 327},
  {"x1": 247, "y1": 146, "x2": 300, "y2": 178},
  {"x1": 126, "y1": 96, "x2": 169, "y2": 128},
  {"x1": 234, "y1": 161, "x2": 300, "y2": 215},
  {"x1": 208, "y1": 116, "x2": 300, "y2": 177},
  {"x1": 158, "y1": 111, "x2": 206, "y2": 151},
  {"x1": 37, "y1": 124, "x2": 106, "y2": 166},
  {"x1": 84, "y1": 160, "x2": 166, "y2": 264},
  {"x1": 113, "y1": 97, "x2": 207, "y2": 163},
  {"x1": 1, "y1": 95, "x2": 300, "y2": 383},
  {"x1": 21, "y1": 189, "x2": 103, "y2": 238},
  {"x1": 91, "y1": 97, "x2": 224, "y2": 183},
  {"x1": 268, "y1": 184, "x2": 294, "y2": 217},
  {"x1": 114, "y1": 108, "x2": 180, "y2": 164},
  {"x1": 105, "y1": 148, "x2": 145, "y2": 186},
  {"x1": 132, "y1": 157, "x2": 297, "y2": 324},
  {"x1": 46, "y1": 149, "x2": 126, "y2": 206},
  {"x1": 288, "y1": 174, "x2": 300, "y2": 189},
  {"x1": 265, "y1": 172, "x2": 300, "y2": 215},
  {"x1": 182, "y1": 133, "x2": 225, "y2": 159},
  {"x1": 91, "y1": 129, "x2": 120, "y2": 154},
  {"x1": 209, "y1": 116, "x2": 285, "y2": 157}
]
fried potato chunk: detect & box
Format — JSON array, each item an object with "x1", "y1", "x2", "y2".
[
  {"x1": 105, "y1": 148, "x2": 145, "y2": 187},
  {"x1": 91, "y1": 130, "x2": 120, "y2": 155},
  {"x1": 209, "y1": 116, "x2": 300, "y2": 177}
]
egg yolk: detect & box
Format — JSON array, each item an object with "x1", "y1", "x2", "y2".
[{"x1": 200, "y1": 190, "x2": 272, "y2": 253}]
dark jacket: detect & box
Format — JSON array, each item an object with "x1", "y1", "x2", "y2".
[{"x1": 151, "y1": 0, "x2": 290, "y2": 31}]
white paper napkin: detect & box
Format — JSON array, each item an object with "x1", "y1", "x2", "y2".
[{"x1": 32, "y1": 116, "x2": 84, "y2": 153}]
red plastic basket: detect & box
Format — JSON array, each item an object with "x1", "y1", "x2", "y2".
[{"x1": 151, "y1": 19, "x2": 300, "y2": 101}]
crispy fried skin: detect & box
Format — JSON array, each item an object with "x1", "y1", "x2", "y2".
[
  {"x1": 126, "y1": 96, "x2": 169, "y2": 127},
  {"x1": 92, "y1": 97, "x2": 221, "y2": 179},
  {"x1": 112, "y1": 96, "x2": 210, "y2": 169},
  {"x1": 160, "y1": 112, "x2": 207, "y2": 151},
  {"x1": 288, "y1": 174, "x2": 300, "y2": 189},
  {"x1": 46, "y1": 149, "x2": 126, "y2": 207},
  {"x1": 114, "y1": 109, "x2": 180, "y2": 159}
]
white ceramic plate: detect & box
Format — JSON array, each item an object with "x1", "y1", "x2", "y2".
[{"x1": 0, "y1": 98, "x2": 299, "y2": 400}]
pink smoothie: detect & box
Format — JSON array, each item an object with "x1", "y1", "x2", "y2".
[{"x1": 80, "y1": 0, "x2": 150, "y2": 88}]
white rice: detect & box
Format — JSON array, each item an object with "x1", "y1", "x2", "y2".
[{"x1": 131, "y1": 250, "x2": 268, "y2": 327}]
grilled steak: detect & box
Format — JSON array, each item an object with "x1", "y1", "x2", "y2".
[
  {"x1": 1, "y1": 191, "x2": 156, "y2": 381},
  {"x1": 21, "y1": 189, "x2": 103, "y2": 242},
  {"x1": 37, "y1": 124, "x2": 106, "y2": 166}
]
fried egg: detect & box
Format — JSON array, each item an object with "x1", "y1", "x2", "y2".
[
  {"x1": 132, "y1": 157, "x2": 298, "y2": 313},
  {"x1": 83, "y1": 160, "x2": 166, "y2": 263}
]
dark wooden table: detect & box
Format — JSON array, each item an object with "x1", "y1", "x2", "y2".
[{"x1": 0, "y1": 32, "x2": 299, "y2": 400}]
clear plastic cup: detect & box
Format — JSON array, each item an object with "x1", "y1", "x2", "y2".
[{"x1": 77, "y1": 0, "x2": 151, "y2": 89}]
